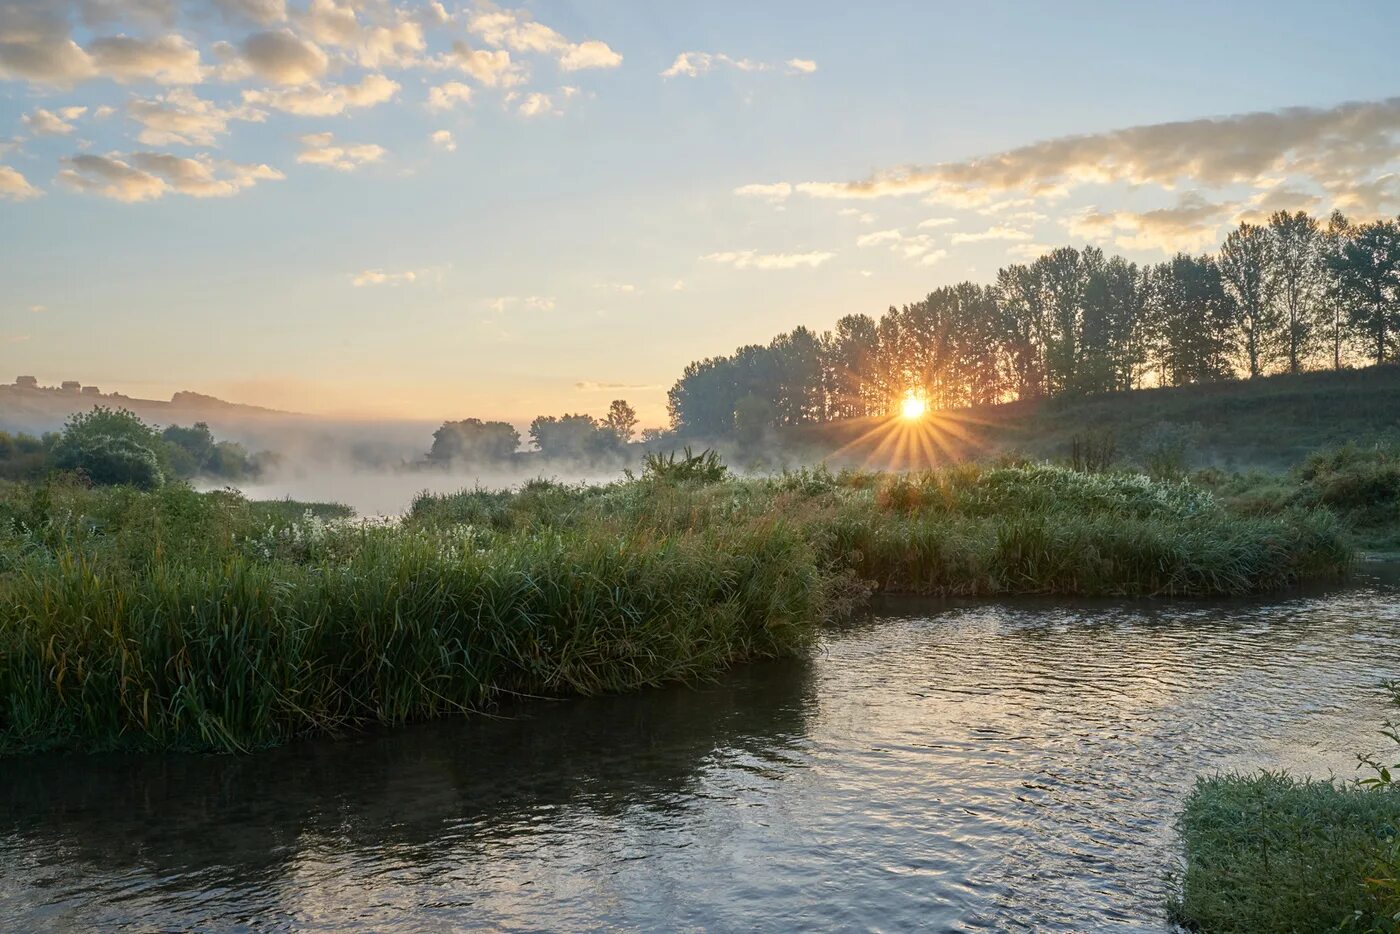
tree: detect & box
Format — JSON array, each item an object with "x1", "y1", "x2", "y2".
[
  {"x1": 530, "y1": 413, "x2": 613, "y2": 460},
  {"x1": 1331, "y1": 219, "x2": 1400, "y2": 366},
  {"x1": 1320, "y1": 211, "x2": 1357, "y2": 369},
  {"x1": 429, "y1": 418, "x2": 520, "y2": 463},
  {"x1": 53, "y1": 406, "x2": 165, "y2": 489},
  {"x1": 1268, "y1": 210, "x2": 1324, "y2": 373},
  {"x1": 604, "y1": 399, "x2": 638, "y2": 444},
  {"x1": 1218, "y1": 222, "x2": 1279, "y2": 378},
  {"x1": 1150, "y1": 254, "x2": 1235, "y2": 387}
]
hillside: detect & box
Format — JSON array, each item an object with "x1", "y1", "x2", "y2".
[{"x1": 783, "y1": 364, "x2": 1400, "y2": 471}]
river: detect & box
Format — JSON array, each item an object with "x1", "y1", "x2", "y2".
[{"x1": 3, "y1": 565, "x2": 1398, "y2": 932}]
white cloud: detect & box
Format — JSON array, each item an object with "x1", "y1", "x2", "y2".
[
  {"x1": 297, "y1": 0, "x2": 426, "y2": 70},
  {"x1": 468, "y1": 9, "x2": 621, "y2": 71},
  {"x1": 86, "y1": 33, "x2": 203, "y2": 84},
  {"x1": 734, "y1": 181, "x2": 792, "y2": 201},
  {"x1": 1005, "y1": 242, "x2": 1055, "y2": 260},
  {"x1": 351, "y1": 268, "x2": 418, "y2": 287},
  {"x1": 0, "y1": 164, "x2": 41, "y2": 200},
  {"x1": 949, "y1": 225, "x2": 1034, "y2": 244},
  {"x1": 445, "y1": 42, "x2": 523, "y2": 87},
  {"x1": 917, "y1": 216, "x2": 955, "y2": 228},
  {"x1": 239, "y1": 29, "x2": 328, "y2": 85},
  {"x1": 919, "y1": 249, "x2": 948, "y2": 266},
  {"x1": 516, "y1": 90, "x2": 555, "y2": 117},
  {"x1": 213, "y1": 0, "x2": 288, "y2": 25},
  {"x1": 487, "y1": 295, "x2": 554, "y2": 313},
  {"x1": 127, "y1": 89, "x2": 263, "y2": 146},
  {"x1": 782, "y1": 96, "x2": 1400, "y2": 217},
  {"x1": 22, "y1": 106, "x2": 81, "y2": 135},
  {"x1": 243, "y1": 73, "x2": 398, "y2": 116},
  {"x1": 703, "y1": 250, "x2": 834, "y2": 270},
  {"x1": 426, "y1": 80, "x2": 472, "y2": 111},
  {"x1": 58, "y1": 151, "x2": 282, "y2": 201},
  {"x1": 296, "y1": 131, "x2": 385, "y2": 171},
  {"x1": 856, "y1": 227, "x2": 941, "y2": 260},
  {"x1": 662, "y1": 51, "x2": 816, "y2": 78},
  {"x1": 430, "y1": 128, "x2": 455, "y2": 151},
  {"x1": 1064, "y1": 192, "x2": 1237, "y2": 253}
]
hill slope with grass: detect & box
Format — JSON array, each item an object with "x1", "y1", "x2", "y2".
[{"x1": 782, "y1": 364, "x2": 1400, "y2": 472}]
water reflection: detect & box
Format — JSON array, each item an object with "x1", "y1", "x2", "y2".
[{"x1": 2, "y1": 567, "x2": 1398, "y2": 932}]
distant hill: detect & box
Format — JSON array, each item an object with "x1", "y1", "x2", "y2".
[
  {"x1": 0, "y1": 379, "x2": 438, "y2": 469},
  {"x1": 781, "y1": 364, "x2": 1400, "y2": 471}
]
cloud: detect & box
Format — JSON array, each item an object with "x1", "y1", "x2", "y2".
[
  {"x1": 734, "y1": 181, "x2": 792, "y2": 201},
  {"x1": 351, "y1": 268, "x2": 417, "y2": 287},
  {"x1": 0, "y1": 164, "x2": 41, "y2": 200},
  {"x1": 213, "y1": 0, "x2": 288, "y2": 25},
  {"x1": 919, "y1": 249, "x2": 948, "y2": 266},
  {"x1": 780, "y1": 96, "x2": 1400, "y2": 215},
  {"x1": 430, "y1": 128, "x2": 455, "y2": 151},
  {"x1": 515, "y1": 90, "x2": 557, "y2": 117},
  {"x1": 917, "y1": 216, "x2": 955, "y2": 228},
  {"x1": 22, "y1": 106, "x2": 82, "y2": 135},
  {"x1": 86, "y1": 33, "x2": 203, "y2": 84},
  {"x1": 1065, "y1": 192, "x2": 1237, "y2": 253},
  {"x1": 1005, "y1": 242, "x2": 1056, "y2": 261},
  {"x1": 243, "y1": 73, "x2": 398, "y2": 116},
  {"x1": 487, "y1": 295, "x2": 554, "y2": 313},
  {"x1": 837, "y1": 207, "x2": 875, "y2": 223},
  {"x1": 239, "y1": 29, "x2": 328, "y2": 84},
  {"x1": 467, "y1": 9, "x2": 621, "y2": 71},
  {"x1": 426, "y1": 80, "x2": 472, "y2": 111},
  {"x1": 559, "y1": 40, "x2": 621, "y2": 71},
  {"x1": 662, "y1": 51, "x2": 815, "y2": 78},
  {"x1": 295, "y1": 131, "x2": 385, "y2": 171},
  {"x1": 575, "y1": 380, "x2": 658, "y2": 391},
  {"x1": 856, "y1": 228, "x2": 941, "y2": 260},
  {"x1": 127, "y1": 89, "x2": 263, "y2": 145},
  {"x1": 703, "y1": 250, "x2": 834, "y2": 270},
  {"x1": 58, "y1": 151, "x2": 282, "y2": 201},
  {"x1": 0, "y1": 5, "x2": 97, "y2": 85},
  {"x1": 445, "y1": 41, "x2": 523, "y2": 87},
  {"x1": 297, "y1": 0, "x2": 426, "y2": 70},
  {"x1": 949, "y1": 225, "x2": 1034, "y2": 244}
]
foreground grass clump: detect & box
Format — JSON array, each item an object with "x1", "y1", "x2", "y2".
[
  {"x1": 0, "y1": 462, "x2": 1353, "y2": 754},
  {"x1": 1170, "y1": 773, "x2": 1400, "y2": 933},
  {"x1": 1172, "y1": 683, "x2": 1400, "y2": 933}
]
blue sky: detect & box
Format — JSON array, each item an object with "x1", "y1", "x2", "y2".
[{"x1": 3, "y1": 0, "x2": 1399, "y2": 425}]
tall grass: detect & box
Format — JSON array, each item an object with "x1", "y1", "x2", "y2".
[{"x1": 0, "y1": 462, "x2": 1354, "y2": 754}]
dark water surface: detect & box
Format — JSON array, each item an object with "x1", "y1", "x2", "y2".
[{"x1": 4, "y1": 567, "x2": 1399, "y2": 932}]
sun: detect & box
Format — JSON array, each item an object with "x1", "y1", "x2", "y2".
[{"x1": 900, "y1": 393, "x2": 927, "y2": 421}]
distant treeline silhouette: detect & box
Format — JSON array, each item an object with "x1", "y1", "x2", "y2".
[{"x1": 667, "y1": 210, "x2": 1400, "y2": 436}]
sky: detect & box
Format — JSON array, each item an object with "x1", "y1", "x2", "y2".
[{"x1": 2, "y1": 0, "x2": 1400, "y2": 428}]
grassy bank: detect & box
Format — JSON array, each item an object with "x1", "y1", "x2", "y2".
[
  {"x1": 0, "y1": 461, "x2": 1353, "y2": 754},
  {"x1": 1170, "y1": 686, "x2": 1400, "y2": 933}
]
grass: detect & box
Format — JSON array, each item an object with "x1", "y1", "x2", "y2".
[
  {"x1": 0, "y1": 462, "x2": 1356, "y2": 754},
  {"x1": 1171, "y1": 683, "x2": 1400, "y2": 933},
  {"x1": 1169, "y1": 773, "x2": 1400, "y2": 933}
]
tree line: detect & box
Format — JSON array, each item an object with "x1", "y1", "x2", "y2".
[
  {"x1": 667, "y1": 210, "x2": 1400, "y2": 436},
  {"x1": 426, "y1": 399, "x2": 646, "y2": 465},
  {"x1": 0, "y1": 408, "x2": 269, "y2": 487}
]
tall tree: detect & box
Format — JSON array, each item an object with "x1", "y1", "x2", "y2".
[
  {"x1": 1320, "y1": 211, "x2": 1358, "y2": 369},
  {"x1": 1218, "y1": 222, "x2": 1279, "y2": 378},
  {"x1": 604, "y1": 399, "x2": 638, "y2": 444},
  {"x1": 1331, "y1": 218, "x2": 1400, "y2": 365},
  {"x1": 1268, "y1": 210, "x2": 1324, "y2": 373},
  {"x1": 1150, "y1": 253, "x2": 1236, "y2": 387}
]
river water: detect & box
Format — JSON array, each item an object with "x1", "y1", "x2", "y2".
[{"x1": 3, "y1": 566, "x2": 1398, "y2": 932}]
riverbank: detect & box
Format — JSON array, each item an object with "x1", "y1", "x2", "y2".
[{"x1": 0, "y1": 460, "x2": 1353, "y2": 754}]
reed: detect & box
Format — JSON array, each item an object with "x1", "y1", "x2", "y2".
[{"x1": 0, "y1": 462, "x2": 1354, "y2": 753}]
